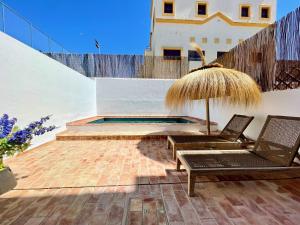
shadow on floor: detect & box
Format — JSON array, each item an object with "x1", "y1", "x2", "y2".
[{"x1": 1, "y1": 174, "x2": 300, "y2": 225}]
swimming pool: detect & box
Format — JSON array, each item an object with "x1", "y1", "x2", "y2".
[
  {"x1": 65, "y1": 116, "x2": 216, "y2": 137},
  {"x1": 88, "y1": 117, "x2": 194, "y2": 124}
]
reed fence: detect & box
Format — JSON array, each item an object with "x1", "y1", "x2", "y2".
[
  {"x1": 47, "y1": 54, "x2": 190, "y2": 79},
  {"x1": 214, "y1": 7, "x2": 300, "y2": 91},
  {"x1": 141, "y1": 56, "x2": 189, "y2": 79}
]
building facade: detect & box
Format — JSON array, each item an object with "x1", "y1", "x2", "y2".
[{"x1": 147, "y1": 0, "x2": 277, "y2": 65}]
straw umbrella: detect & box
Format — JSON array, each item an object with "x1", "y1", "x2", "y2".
[{"x1": 165, "y1": 43, "x2": 261, "y2": 134}]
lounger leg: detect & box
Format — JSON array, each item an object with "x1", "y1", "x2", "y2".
[
  {"x1": 188, "y1": 172, "x2": 196, "y2": 197},
  {"x1": 173, "y1": 146, "x2": 177, "y2": 160},
  {"x1": 176, "y1": 157, "x2": 181, "y2": 171}
]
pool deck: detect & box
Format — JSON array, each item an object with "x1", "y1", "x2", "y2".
[
  {"x1": 1, "y1": 139, "x2": 300, "y2": 225},
  {"x1": 57, "y1": 116, "x2": 218, "y2": 141}
]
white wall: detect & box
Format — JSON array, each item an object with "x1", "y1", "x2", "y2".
[
  {"x1": 96, "y1": 78, "x2": 185, "y2": 116},
  {"x1": 96, "y1": 77, "x2": 300, "y2": 138},
  {"x1": 188, "y1": 89, "x2": 300, "y2": 139},
  {"x1": 0, "y1": 32, "x2": 96, "y2": 147}
]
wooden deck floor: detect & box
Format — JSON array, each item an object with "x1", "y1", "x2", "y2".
[{"x1": 1, "y1": 140, "x2": 300, "y2": 225}]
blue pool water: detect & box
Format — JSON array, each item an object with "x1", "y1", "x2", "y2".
[{"x1": 89, "y1": 117, "x2": 193, "y2": 124}]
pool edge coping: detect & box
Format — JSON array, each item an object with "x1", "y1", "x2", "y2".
[{"x1": 66, "y1": 115, "x2": 217, "y2": 127}]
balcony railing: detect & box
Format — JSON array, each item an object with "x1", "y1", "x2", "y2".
[{"x1": 0, "y1": 1, "x2": 68, "y2": 53}]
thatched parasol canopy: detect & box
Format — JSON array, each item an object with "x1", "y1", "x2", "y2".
[{"x1": 165, "y1": 43, "x2": 261, "y2": 134}]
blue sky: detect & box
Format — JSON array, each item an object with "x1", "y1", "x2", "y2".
[{"x1": 1, "y1": 0, "x2": 299, "y2": 54}]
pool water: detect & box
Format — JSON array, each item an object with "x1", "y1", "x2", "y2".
[{"x1": 89, "y1": 117, "x2": 193, "y2": 124}]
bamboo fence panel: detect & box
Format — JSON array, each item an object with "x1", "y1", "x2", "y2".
[
  {"x1": 215, "y1": 7, "x2": 300, "y2": 92},
  {"x1": 141, "y1": 56, "x2": 189, "y2": 79},
  {"x1": 47, "y1": 53, "x2": 189, "y2": 79}
]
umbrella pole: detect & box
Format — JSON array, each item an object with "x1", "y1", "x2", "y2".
[{"x1": 205, "y1": 98, "x2": 211, "y2": 135}]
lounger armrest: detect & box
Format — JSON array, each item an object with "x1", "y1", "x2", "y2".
[{"x1": 179, "y1": 141, "x2": 254, "y2": 150}]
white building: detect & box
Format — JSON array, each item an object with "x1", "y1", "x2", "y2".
[{"x1": 147, "y1": 0, "x2": 277, "y2": 65}]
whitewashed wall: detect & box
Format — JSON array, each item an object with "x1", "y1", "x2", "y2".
[
  {"x1": 188, "y1": 89, "x2": 300, "y2": 139},
  {"x1": 96, "y1": 77, "x2": 300, "y2": 137},
  {"x1": 0, "y1": 32, "x2": 96, "y2": 147},
  {"x1": 96, "y1": 78, "x2": 185, "y2": 116}
]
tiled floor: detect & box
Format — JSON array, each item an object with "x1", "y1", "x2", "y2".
[{"x1": 1, "y1": 139, "x2": 300, "y2": 225}]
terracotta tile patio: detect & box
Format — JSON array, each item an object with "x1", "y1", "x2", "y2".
[{"x1": 1, "y1": 139, "x2": 300, "y2": 224}]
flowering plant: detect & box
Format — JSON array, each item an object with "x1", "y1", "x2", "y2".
[{"x1": 0, "y1": 114, "x2": 56, "y2": 170}]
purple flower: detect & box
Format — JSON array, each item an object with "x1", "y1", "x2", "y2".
[
  {"x1": 8, "y1": 129, "x2": 32, "y2": 145},
  {"x1": 28, "y1": 121, "x2": 41, "y2": 131},
  {"x1": 40, "y1": 116, "x2": 50, "y2": 123},
  {"x1": 46, "y1": 126, "x2": 56, "y2": 132},
  {"x1": 2, "y1": 114, "x2": 56, "y2": 145},
  {"x1": 33, "y1": 125, "x2": 56, "y2": 136},
  {"x1": 25, "y1": 115, "x2": 52, "y2": 132},
  {"x1": 33, "y1": 127, "x2": 46, "y2": 136},
  {"x1": 0, "y1": 114, "x2": 17, "y2": 139}
]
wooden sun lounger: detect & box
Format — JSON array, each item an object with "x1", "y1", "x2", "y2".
[
  {"x1": 176, "y1": 115, "x2": 300, "y2": 196},
  {"x1": 168, "y1": 114, "x2": 255, "y2": 159}
]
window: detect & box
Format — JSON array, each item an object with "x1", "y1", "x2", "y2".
[
  {"x1": 197, "y1": 2, "x2": 207, "y2": 16},
  {"x1": 260, "y1": 6, "x2": 271, "y2": 19},
  {"x1": 214, "y1": 38, "x2": 220, "y2": 44},
  {"x1": 240, "y1": 5, "x2": 250, "y2": 18},
  {"x1": 202, "y1": 37, "x2": 208, "y2": 44},
  {"x1": 217, "y1": 51, "x2": 227, "y2": 58},
  {"x1": 163, "y1": 1, "x2": 174, "y2": 15},
  {"x1": 226, "y1": 38, "x2": 232, "y2": 45},
  {"x1": 163, "y1": 49, "x2": 181, "y2": 60},
  {"x1": 188, "y1": 50, "x2": 205, "y2": 61}
]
